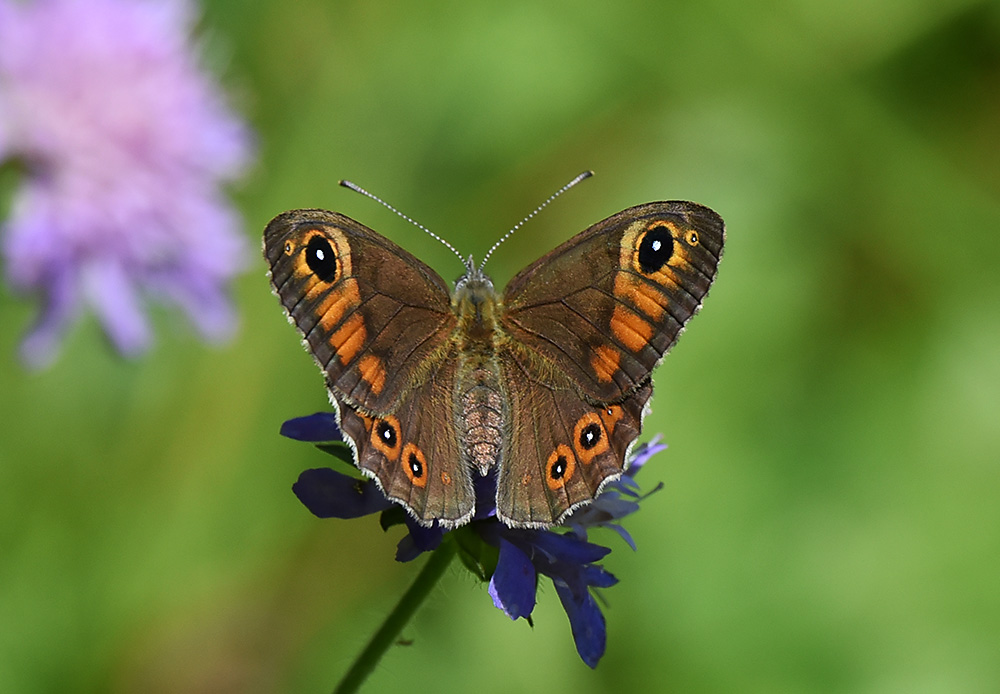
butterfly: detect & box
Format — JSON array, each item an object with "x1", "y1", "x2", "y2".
[{"x1": 264, "y1": 174, "x2": 724, "y2": 529}]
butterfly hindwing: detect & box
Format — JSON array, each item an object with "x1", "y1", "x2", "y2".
[
  {"x1": 496, "y1": 352, "x2": 651, "y2": 527},
  {"x1": 338, "y1": 357, "x2": 475, "y2": 527}
]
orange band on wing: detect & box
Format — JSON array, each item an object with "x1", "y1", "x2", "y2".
[
  {"x1": 330, "y1": 312, "x2": 367, "y2": 364},
  {"x1": 358, "y1": 354, "x2": 387, "y2": 395},
  {"x1": 614, "y1": 273, "x2": 665, "y2": 320},
  {"x1": 590, "y1": 344, "x2": 621, "y2": 383},
  {"x1": 610, "y1": 304, "x2": 653, "y2": 352},
  {"x1": 318, "y1": 278, "x2": 361, "y2": 331}
]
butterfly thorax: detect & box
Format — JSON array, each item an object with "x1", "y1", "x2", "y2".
[
  {"x1": 452, "y1": 272, "x2": 507, "y2": 476},
  {"x1": 452, "y1": 270, "x2": 498, "y2": 342}
]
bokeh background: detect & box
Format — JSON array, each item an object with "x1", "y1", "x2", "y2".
[{"x1": 3, "y1": 0, "x2": 1000, "y2": 692}]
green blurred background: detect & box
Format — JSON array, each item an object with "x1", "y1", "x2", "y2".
[{"x1": 3, "y1": 0, "x2": 1000, "y2": 691}]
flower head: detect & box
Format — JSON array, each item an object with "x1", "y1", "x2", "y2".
[
  {"x1": 283, "y1": 412, "x2": 664, "y2": 667},
  {"x1": 0, "y1": 0, "x2": 253, "y2": 368}
]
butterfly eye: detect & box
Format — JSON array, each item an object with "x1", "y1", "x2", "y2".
[
  {"x1": 401, "y1": 443, "x2": 429, "y2": 487},
  {"x1": 637, "y1": 225, "x2": 674, "y2": 273},
  {"x1": 408, "y1": 451, "x2": 423, "y2": 477},
  {"x1": 552, "y1": 458, "x2": 567, "y2": 478},
  {"x1": 686, "y1": 230, "x2": 699, "y2": 246},
  {"x1": 306, "y1": 234, "x2": 339, "y2": 282},
  {"x1": 574, "y1": 412, "x2": 610, "y2": 463},
  {"x1": 377, "y1": 420, "x2": 397, "y2": 447},
  {"x1": 579, "y1": 423, "x2": 602, "y2": 450},
  {"x1": 371, "y1": 417, "x2": 401, "y2": 459},
  {"x1": 545, "y1": 444, "x2": 577, "y2": 489}
]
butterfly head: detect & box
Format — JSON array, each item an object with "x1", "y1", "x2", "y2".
[{"x1": 454, "y1": 258, "x2": 495, "y2": 296}]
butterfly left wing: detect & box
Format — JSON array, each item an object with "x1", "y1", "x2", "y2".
[
  {"x1": 495, "y1": 201, "x2": 724, "y2": 526},
  {"x1": 496, "y1": 358, "x2": 651, "y2": 527}
]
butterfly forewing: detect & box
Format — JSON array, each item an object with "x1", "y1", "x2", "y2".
[
  {"x1": 501, "y1": 201, "x2": 724, "y2": 404},
  {"x1": 264, "y1": 209, "x2": 456, "y2": 413}
]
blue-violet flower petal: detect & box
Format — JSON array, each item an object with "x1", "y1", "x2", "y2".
[
  {"x1": 293, "y1": 468, "x2": 393, "y2": 519},
  {"x1": 489, "y1": 538, "x2": 536, "y2": 620}
]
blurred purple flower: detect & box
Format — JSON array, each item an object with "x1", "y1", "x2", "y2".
[
  {"x1": 0, "y1": 0, "x2": 253, "y2": 368},
  {"x1": 283, "y1": 411, "x2": 664, "y2": 667}
]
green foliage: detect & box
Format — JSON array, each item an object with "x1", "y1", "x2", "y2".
[
  {"x1": 453, "y1": 526, "x2": 500, "y2": 583},
  {"x1": 316, "y1": 441, "x2": 355, "y2": 465}
]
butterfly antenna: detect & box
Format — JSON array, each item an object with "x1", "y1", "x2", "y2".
[
  {"x1": 478, "y1": 170, "x2": 593, "y2": 270},
  {"x1": 339, "y1": 179, "x2": 469, "y2": 270}
]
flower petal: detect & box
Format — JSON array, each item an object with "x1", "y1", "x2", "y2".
[
  {"x1": 472, "y1": 471, "x2": 498, "y2": 520},
  {"x1": 579, "y1": 564, "x2": 618, "y2": 589},
  {"x1": 292, "y1": 468, "x2": 392, "y2": 519},
  {"x1": 280, "y1": 413, "x2": 342, "y2": 442},
  {"x1": 553, "y1": 579, "x2": 607, "y2": 668},
  {"x1": 626, "y1": 437, "x2": 667, "y2": 473},
  {"x1": 604, "y1": 523, "x2": 637, "y2": 551},
  {"x1": 527, "y1": 530, "x2": 611, "y2": 565},
  {"x1": 489, "y1": 538, "x2": 536, "y2": 620},
  {"x1": 395, "y1": 517, "x2": 445, "y2": 562},
  {"x1": 16, "y1": 258, "x2": 80, "y2": 369},
  {"x1": 82, "y1": 256, "x2": 151, "y2": 357}
]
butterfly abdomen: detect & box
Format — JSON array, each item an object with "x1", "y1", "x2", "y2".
[
  {"x1": 452, "y1": 274, "x2": 508, "y2": 477},
  {"x1": 459, "y1": 367, "x2": 505, "y2": 476}
]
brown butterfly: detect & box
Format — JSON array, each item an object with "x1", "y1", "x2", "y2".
[{"x1": 264, "y1": 174, "x2": 724, "y2": 529}]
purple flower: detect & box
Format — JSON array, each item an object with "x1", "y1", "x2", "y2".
[
  {"x1": 0, "y1": 0, "x2": 253, "y2": 368},
  {"x1": 282, "y1": 411, "x2": 664, "y2": 667},
  {"x1": 564, "y1": 437, "x2": 666, "y2": 550},
  {"x1": 483, "y1": 526, "x2": 619, "y2": 667}
]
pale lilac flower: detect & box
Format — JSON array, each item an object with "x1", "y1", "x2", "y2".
[{"x1": 0, "y1": 0, "x2": 253, "y2": 368}]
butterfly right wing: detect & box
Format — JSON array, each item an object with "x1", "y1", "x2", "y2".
[
  {"x1": 264, "y1": 209, "x2": 457, "y2": 413},
  {"x1": 337, "y1": 355, "x2": 475, "y2": 527},
  {"x1": 494, "y1": 201, "x2": 724, "y2": 527}
]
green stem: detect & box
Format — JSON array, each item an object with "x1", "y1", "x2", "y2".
[{"x1": 333, "y1": 539, "x2": 457, "y2": 694}]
